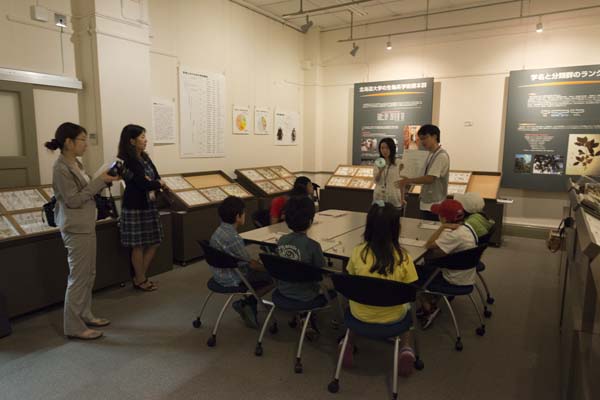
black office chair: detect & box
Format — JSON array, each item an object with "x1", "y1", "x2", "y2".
[
  {"x1": 256, "y1": 253, "x2": 336, "y2": 374},
  {"x1": 194, "y1": 240, "x2": 273, "y2": 347},
  {"x1": 252, "y1": 209, "x2": 271, "y2": 228},
  {"x1": 420, "y1": 244, "x2": 488, "y2": 351},
  {"x1": 327, "y1": 274, "x2": 424, "y2": 399},
  {"x1": 474, "y1": 222, "x2": 497, "y2": 314}
]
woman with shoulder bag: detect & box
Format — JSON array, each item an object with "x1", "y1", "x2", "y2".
[
  {"x1": 46, "y1": 122, "x2": 119, "y2": 340},
  {"x1": 118, "y1": 124, "x2": 167, "y2": 292}
]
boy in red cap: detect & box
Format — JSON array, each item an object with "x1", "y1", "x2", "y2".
[{"x1": 417, "y1": 199, "x2": 478, "y2": 328}]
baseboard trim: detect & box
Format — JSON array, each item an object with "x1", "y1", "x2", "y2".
[{"x1": 503, "y1": 223, "x2": 549, "y2": 240}]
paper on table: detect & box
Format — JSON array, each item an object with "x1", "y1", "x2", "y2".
[
  {"x1": 418, "y1": 221, "x2": 439, "y2": 230},
  {"x1": 399, "y1": 238, "x2": 426, "y2": 247},
  {"x1": 263, "y1": 232, "x2": 287, "y2": 243},
  {"x1": 319, "y1": 210, "x2": 347, "y2": 217}
]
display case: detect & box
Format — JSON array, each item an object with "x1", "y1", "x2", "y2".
[
  {"x1": 163, "y1": 171, "x2": 258, "y2": 265},
  {"x1": 0, "y1": 184, "x2": 173, "y2": 318},
  {"x1": 320, "y1": 165, "x2": 376, "y2": 213},
  {"x1": 560, "y1": 177, "x2": 600, "y2": 400},
  {"x1": 235, "y1": 165, "x2": 297, "y2": 211},
  {"x1": 406, "y1": 171, "x2": 504, "y2": 246}
]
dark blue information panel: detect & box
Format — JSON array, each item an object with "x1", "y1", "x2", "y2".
[
  {"x1": 502, "y1": 64, "x2": 600, "y2": 191},
  {"x1": 352, "y1": 78, "x2": 434, "y2": 165}
]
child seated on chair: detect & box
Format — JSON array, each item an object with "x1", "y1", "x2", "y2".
[
  {"x1": 344, "y1": 200, "x2": 419, "y2": 376},
  {"x1": 210, "y1": 196, "x2": 273, "y2": 329},
  {"x1": 453, "y1": 192, "x2": 495, "y2": 240},
  {"x1": 418, "y1": 199, "x2": 477, "y2": 329},
  {"x1": 276, "y1": 196, "x2": 327, "y2": 339}
]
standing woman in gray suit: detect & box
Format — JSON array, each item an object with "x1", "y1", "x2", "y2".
[{"x1": 45, "y1": 122, "x2": 119, "y2": 340}]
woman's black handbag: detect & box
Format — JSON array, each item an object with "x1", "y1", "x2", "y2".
[
  {"x1": 95, "y1": 191, "x2": 118, "y2": 220},
  {"x1": 42, "y1": 196, "x2": 58, "y2": 227}
]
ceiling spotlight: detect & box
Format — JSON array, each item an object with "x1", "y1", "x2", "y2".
[
  {"x1": 350, "y1": 42, "x2": 359, "y2": 57},
  {"x1": 386, "y1": 37, "x2": 392, "y2": 50},
  {"x1": 300, "y1": 16, "x2": 313, "y2": 33},
  {"x1": 536, "y1": 21, "x2": 543, "y2": 33}
]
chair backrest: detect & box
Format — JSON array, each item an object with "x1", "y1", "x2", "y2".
[
  {"x1": 478, "y1": 221, "x2": 497, "y2": 245},
  {"x1": 198, "y1": 240, "x2": 240, "y2": 269},
  {"x1": 424, "y1": 244, "x2": 487, "y2": 271},
  {"x1": 252, "y1": 209, "x2": 271, "y2": 228},
  {"x1": 259, "y1": 253, "x2": 323, "y2": 283},
  {"x1": 331, "y1": 274, "x2": 416, "y2": 307}
]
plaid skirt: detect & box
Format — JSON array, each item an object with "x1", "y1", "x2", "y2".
[{"x1": 120, "y1": 206, "x2": 163, "y2": 247}]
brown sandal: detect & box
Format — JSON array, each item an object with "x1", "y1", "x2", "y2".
[{"x1": 133, "y1": 279, "x2": 157, "y2": 292}]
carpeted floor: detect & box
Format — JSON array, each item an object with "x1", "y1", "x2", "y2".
[{"x1": 0, "y1": 236, "x2": 561, "y2": 400}]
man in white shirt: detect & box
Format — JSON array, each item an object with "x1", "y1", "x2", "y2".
[{"x1": 396, "y1": 124, "x2": 449, "y2": 221}]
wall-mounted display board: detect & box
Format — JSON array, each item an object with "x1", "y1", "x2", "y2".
[
  {"x1": 502, "y1": 64, "x2": 600, "y2": 191},
  {"x1": 352, "y1": 78, "x2": 434, "y2": 165},
  {"x1": 163, "y1": 170, "x2": 257, "y2": 265},
  {"x1": 235, "y1": 166, "x2": 297, "y2": 198}
]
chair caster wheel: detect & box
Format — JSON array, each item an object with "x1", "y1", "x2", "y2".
[
  {"x1": 207, "y1": 335, "x2": 216, "y2": 347},
  {"x1": 327, "y1": 380, "x2": 339, "y2": 393},
  {"x1": 484, "y1": 309, "x2": 492, "y2": 318},
  {"x1": 289, "y1": 318, "x2": 298, "y2": 328},
  {"x1": 192, "y1": 318, "x2": 201, "y2": 328},
  {"x1": 269, "y1": 322, "x2": 278, "y2": 334},
  {"x1": 476, "y1": 326, "x2": 486, "y2": 336},
  {"x1": 255, "y1": 344, "x2": 263, "y2": 356},
  {"x1": 455, "y1": 339, "x2": 463, "y2": 351},
  {"x1": 392, "y1": 393, "x2": 398, "y2": 400},
  {"x1": 414, "y1": 358, "x2": 425, "y2": 370},
  {"x1": 331, "y1": 319, "x2": 340, "y2": 330},
  {"x1": 294, "y1": 360, "x2": 303, "y2": 374},
  {"x1": 487, "y1": 296, "x2": 495, "y2": 305}
]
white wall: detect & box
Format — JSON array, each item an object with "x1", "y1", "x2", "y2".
[
  {"x1": 148, "y1": 0, "x2": 306, "y2": 177},
  {"x1": 0, "y1": 0, "x2": 81, "y2": 184},
  {"x1": 311, "y1": 1, "x2": 600, "y2": 226}
]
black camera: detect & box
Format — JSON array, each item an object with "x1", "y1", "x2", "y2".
[{"x1": 107, "y1": 160, "x2": 124, "y2": 177}]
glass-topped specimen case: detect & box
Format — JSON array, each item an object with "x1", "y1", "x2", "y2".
[
  {"x1": 449, "y1": 171, "x2": 472, "y2": 184},
  {"x1": 12, "y1": 211, "x2": 57, "y2": 235},
  {"x1": 327, "y1": 176, "x2": 353, "y2": 187},
  {"x1": 0, "y1": 189, "x2": 47, "y2": 212},
  {"x1": 185, "y1": 173, "x2": 231, "y2": 189},
  {"x1": 348, "y1": 178, "x2": 375, "y2": 190},
  {"x1": 334, "y1": 166, "x2": 358, "y2": 176},
  {"x1": 270, "y1": 166, "x2": 294, "y2": 178},
  {"x1": 0, "y1": 216, "x2": 20, "y2": 239},
  {"x1": 221, "y1": 184, "x2": 252, "y2": 198},
  {"x1": 271, "y1": 179, "x2": 293, "y2": 191},
  {"x1": 354, "y1": 167, "x2": 374, "y2": 178},
  {"x1": 200, "y1": 187, "x2": 229, "y2": 203},
  {"x1": 239, "y1": 169, "x2": 266, "y2": 182},
  {"x1": 256, "y1": 181, "x2": 279, "y2": 194},
  {"x1": 177, "y1": 190, "x2": 210, "y2": 207},
  {"x1": 255, "y1": 168, "x2": 278, "y2": 180},
  {"x1": 162, "y1": 176, "x2": 193, "y2": 191}
]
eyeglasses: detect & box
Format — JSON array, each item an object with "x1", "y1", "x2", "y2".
[{"x1": 75, "y1": 138, "x2": 88, "y2": 143}]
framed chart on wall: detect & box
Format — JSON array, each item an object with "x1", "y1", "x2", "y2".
[
  {"x1": 502, "y1": 64, "x2": 600, "y2": 191},
  {"x1": 352, "y1": 78, "x2": 434, "y2": 165}
]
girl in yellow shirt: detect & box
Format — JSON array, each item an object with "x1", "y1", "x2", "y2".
[{"x1": 344, "y1": 200, "x2": 418, "y2": 376}]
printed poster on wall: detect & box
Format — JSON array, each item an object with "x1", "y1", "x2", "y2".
[
  {"x1": 152, "y1": 97, "x2": 176, "y2": 144},
  {"x1": 254, "y1": 107, "x2": 272, "y2": 135},
  {"x1": 352, "y1": 78, "x2": 434, "y2": 165},
  {"x1": 502, "y1": 64, "x2": 600, "y2": 191},
  {"x1": 274, "y1": 110, "x2": 300, "y2": 146},
  {"x1": 232, "y1": 105, "x2": 250, "y2": 135},
  {"x1": 178, "y1": 67, "x2": 226, "y2": 158}
]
